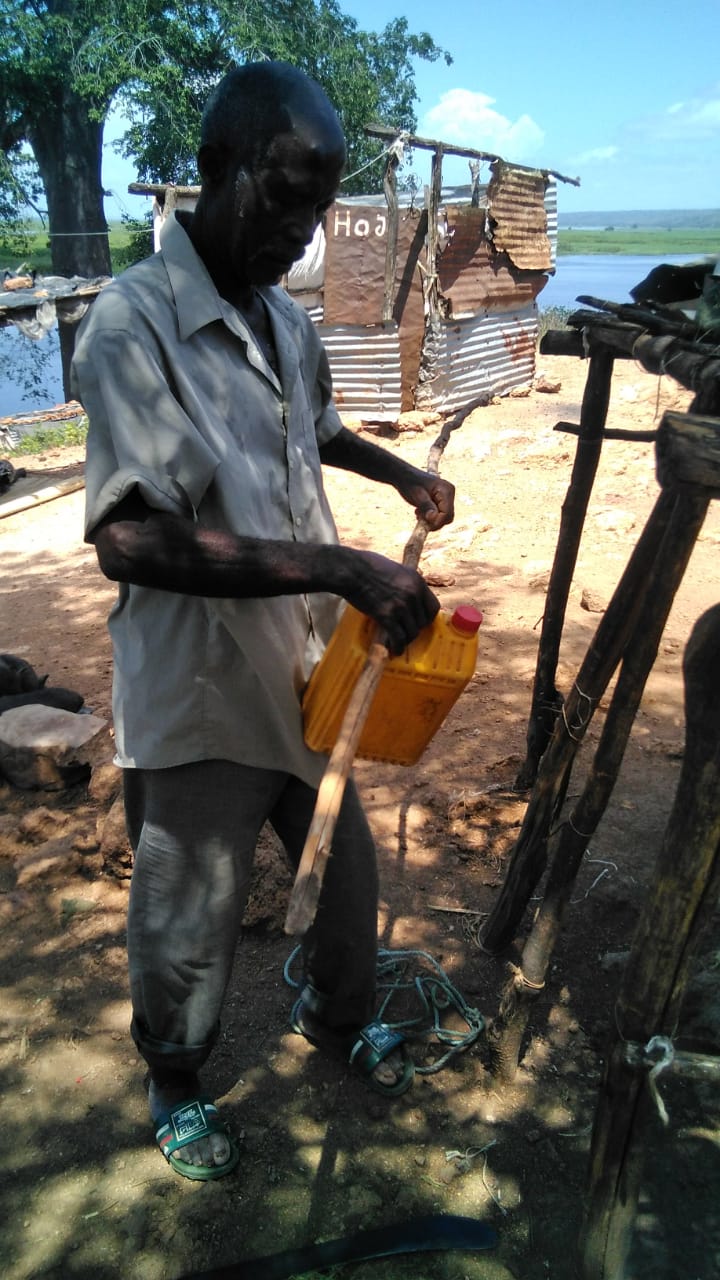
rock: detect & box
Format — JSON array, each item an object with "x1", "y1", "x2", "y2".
[
  {"x1": 88, "y1": 761, "x2": 123, "y2": 806},
  {"x1": 99, "y1": 792, "x2": 133, "y2": 877},
  {"x1": 0, "y1": 705, "x2": 107, "y2": 790},
  {"x1": 0, "y1": 687, "x2": 85, "y2": 715},
  {"x1": 396, "y1": 410, "x2": 441, "y2": 432},
  {"x1": 534, "y1": 374, "x2": 562, "y2": 394},
  {"x1": 18, "y1": 806, "x2": 71, "y2": 843},
  {"x1": 593, "y1": 508, "x2": 637, "y2": 536},
  {"x1": 0, "y1": 653, "x2": 47, "y2": 694},
  {"x1": 581, "y1": 587, "x2": 607, "y2": 613},
  {"x1": 15, "y1": 837, "x2": 83, "y2": 885},
  {"x1": 0, "y1": 890, "x2": 34, "y2": 928},
  {"x1": 508, "y1": 383, "x2": 532, "y2": 398}
]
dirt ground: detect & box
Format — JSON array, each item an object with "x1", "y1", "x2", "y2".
[{"x1": 1, "y1": 352, "x2": 719, "y2": 1280}]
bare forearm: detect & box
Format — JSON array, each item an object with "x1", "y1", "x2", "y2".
[
  {"x1": 320, "y1": 426, "x2": 424, "y2": 489},
  {"x1": 94, "y1": 510, "x2": 351, "y2": 599},
  {"x1": 320, "y1": 427, "x2": 455, "y2": 530}
]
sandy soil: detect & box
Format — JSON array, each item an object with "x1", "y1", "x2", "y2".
[{"x1": 1, "y1": 352, "x2": 719, "y2": 1280}]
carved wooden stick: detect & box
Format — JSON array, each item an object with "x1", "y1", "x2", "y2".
[{"x1": 284, "y1": 397, "x2": 480, "y2": 937}]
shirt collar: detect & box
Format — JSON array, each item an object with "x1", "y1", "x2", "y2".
[
  {"x1": 160, "y1": 212, "x2": 302, "y2": 352},
  {"x1": 160, "y1": 212, "x2": 225, "y2": 341}
]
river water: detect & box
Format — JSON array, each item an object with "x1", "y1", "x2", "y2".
[
  {"x1": 539, "y1": 252, "x2": 699, "y2": 310},
  {"x1": 0, "y1": 252, "x2": 701, "y2": 421}
]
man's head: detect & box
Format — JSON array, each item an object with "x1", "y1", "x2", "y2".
[{"x1": 191, "y1": 62, "x2": 346, "y2": 297}]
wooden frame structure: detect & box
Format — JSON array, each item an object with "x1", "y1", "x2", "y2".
[{"x1": 473, "y1": 301, "x2": 720, "y2": 1278}]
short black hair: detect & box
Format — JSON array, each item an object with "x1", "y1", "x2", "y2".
[{"x1": 201, "y1": 61, "x2": 345, "y2": 172}]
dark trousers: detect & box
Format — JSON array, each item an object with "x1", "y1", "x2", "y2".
[{"x1": 124, "y1": 760, "x2": 379, "y2": 1075}]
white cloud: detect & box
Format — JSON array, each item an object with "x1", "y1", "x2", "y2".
[
  {"x1": 420, "y1": 89, "x2": 544, "y2": 160},
  {"x1": 634, "y1": 84, "x2": 720, "y2": 142},
  {"x1": 572, "y1": 145, "x2": 619, "y2": 165}
]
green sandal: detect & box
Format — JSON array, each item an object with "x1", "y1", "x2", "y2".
[
  {"x1": 292, "y1": 998, "x2": 415, "y2": 1097},
  {"x1": 154, "y1": 1096, "x2": 240, "y2": 1181}
]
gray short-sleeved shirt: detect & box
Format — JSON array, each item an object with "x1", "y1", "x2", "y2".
[{"x1": 72, "y1": 212, "x2": 344, "y2": 785}]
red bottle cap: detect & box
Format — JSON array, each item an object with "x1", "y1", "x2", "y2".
[{"x1": 450, "y1": 605, "x2": 483, "y2": 634}]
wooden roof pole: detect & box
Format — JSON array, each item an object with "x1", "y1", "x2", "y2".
[{"x1": 381, "y1": 146, "x2": 400, "y2": 323}]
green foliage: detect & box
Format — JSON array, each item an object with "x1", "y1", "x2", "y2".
[
  {"x1": 6, "y1": 416, "x2": 89, "y2": 455},
  {"x1": 0, "y1": 222, "x2": 134, "y2": 273},
  {"x1": 0, "y1": 0, "x2": 451, "y2": 281},
  {"x1": 537, "y1": 306, "x2": 571, "y2": 342},
  {"x1": 0, "y1": 147, "x2": 42, "y2": 260},
  {"x1": 557, "y1": 228, "x2": 720, "y2": 255},
  {"x1": 113, "y1": 212, "x2": 153, "y2": 270}
]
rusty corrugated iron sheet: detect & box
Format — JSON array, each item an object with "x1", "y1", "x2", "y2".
[
  {"x1": 544, "y1": 179, "x2": 558, "y2": 271},
  {"x1": 487, "y1": 162, "x2": 552, "y2": 272},
  {"x1": 437, "y1": 205, "x2": 542, "y2": 314},
  {"x1": 317, "y1": 323, "x2": 402, "y2": 417},
  {"x1": 323, "y1": 204, "x2": 426, "y2": 326},
  {"x1": 415, "y1": 307, "x2": 537, "y2": 413},
  {"x1": 323, "y1": 202, "x2": 426, "y2": 410}
]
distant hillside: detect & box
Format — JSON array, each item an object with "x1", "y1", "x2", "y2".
[{"x1": 558, "y1": 209, "x2": 719, "y2": 230}]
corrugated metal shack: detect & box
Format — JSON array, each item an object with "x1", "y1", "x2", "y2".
[{"x1": 131, "y1": 127, "x2": 577, "y2": 420}]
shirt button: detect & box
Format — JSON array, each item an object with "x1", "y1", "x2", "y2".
[{"x1": 295, "y1": 517, "x2": 302, "y2": 527}]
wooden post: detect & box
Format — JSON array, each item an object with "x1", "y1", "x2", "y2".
[
  {"x1": 488, "y1": 486, "x2": 710, "y2": 1076},
  {"x1": 425, "y1": 146, "x2": 443, "y2": 321},
  {"x1": 579, "y1": 603, "x2": 720, "y2": 1280},
  {"x1": 381, "y1": 150, "x2": 400, "y2": 323},
  {"x1": 516, "y1": 351, "x2": 616, "y2": 789},
  {"x1": 480, "y1": 487, "x2": 676, "y2": 956}
]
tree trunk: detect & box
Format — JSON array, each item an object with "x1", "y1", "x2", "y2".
[{"x1": 27, "y1": 88, "x2": 112, "y2": 398}]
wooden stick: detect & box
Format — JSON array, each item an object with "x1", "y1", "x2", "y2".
[
  {"x1": 480, "y1": 488, "x2": 676, "y2": 955},
  {"x1": 284, "y1": 639, "x2": 389, "y2": 935},
  {"x1": 284, "y1": 399, "x2": 481, "y2": 936},
  {"x1": 488, "y1": 486, "x2": 710, "y2": 1075},
  {"x1": 516, "y1": 350, "x2": 615, "y2": 789}
]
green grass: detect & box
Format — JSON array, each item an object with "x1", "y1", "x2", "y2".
[
  {"x1": 557, "y1": 227, "x2": 720, "y2": 255},
  {"x1": 0, "y1": 222, "x2": 133, "y2": 275},
  {"x1": 537, "y1": 306, "x2": 572, "y2": 340},
  {"x1": 7, "y1": 417, "x2": 88, "y2": 455}
]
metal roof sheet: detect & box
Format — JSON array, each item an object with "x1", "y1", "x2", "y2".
[{"x1": 487, "y1": 163, "x2": 553, "y2": 272}]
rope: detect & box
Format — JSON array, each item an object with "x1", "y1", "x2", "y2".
[
  {"x1": 616, "y1": 1010, "x2": 676, "y2": 1127},
  {"x1": 284, "y1": 945, "x2": 485, "y2": 1074},
  {"x1": 340, "y1": 133, "x2": 409, "y2": 186},
  {"x1": 642, "y1": 1035, "x2": 675, "y2": 1125}
]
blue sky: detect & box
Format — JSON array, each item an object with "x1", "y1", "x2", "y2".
[{"x1": 103, "y1": 0, "x2": 719, "y2": 220}]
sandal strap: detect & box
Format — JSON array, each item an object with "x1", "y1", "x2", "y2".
[
  {"x1": 348, "y1": 1021, "x2": 404, "y2": 1076},
  {"x1": 155, "y1": 1096, "x2": 224, "y2": 1161}
]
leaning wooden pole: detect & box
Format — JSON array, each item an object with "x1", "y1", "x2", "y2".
[
  {"x1": 579, "y1": 603, "x2": 720, "y2": 1280},
  {"x1": 284, "y1": 398, "x2": 481, "y2": 936},
  {"x1": 479, "y1": 486, "x2": 676, "y2": 956},
  {"x1": 516, "y1": 350, "x2": 615, "y2": 789},
  {"x1": 488, "y1": 485, "x2": 710, "y2": 1079}
]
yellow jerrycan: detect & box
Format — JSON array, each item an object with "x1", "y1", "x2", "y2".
[{"x1": 302, "y1": 604, "x2": 482, "y2": 765}]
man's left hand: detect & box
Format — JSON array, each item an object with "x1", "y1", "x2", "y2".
[{"x1": 397, "y1": 473, "x2": 455, "y2": 531}]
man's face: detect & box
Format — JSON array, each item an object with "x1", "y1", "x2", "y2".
[{"x1": 225, "y1": 124, "x2": 344, "y2": 289}]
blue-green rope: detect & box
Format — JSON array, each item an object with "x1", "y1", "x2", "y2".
[{"x1": 284, "y1": 945, "x2": 485, "y2": 1075}]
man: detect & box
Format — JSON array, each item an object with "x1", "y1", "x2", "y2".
[{"x1": 72, "y1": 61, "x2": 455, "y2": 1181}]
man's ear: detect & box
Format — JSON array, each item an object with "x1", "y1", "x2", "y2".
[{"x1": 197, "y1": 142, "x2": 229, "y2": 186}]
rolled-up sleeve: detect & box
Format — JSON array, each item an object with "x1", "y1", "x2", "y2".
[{"x1": 73, "y1": 324, "x2": 220, "y2": 539}]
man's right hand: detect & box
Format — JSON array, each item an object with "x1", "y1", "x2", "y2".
[{"x1": 341, "y1": 548, "x2": 440, "y2": 655}]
